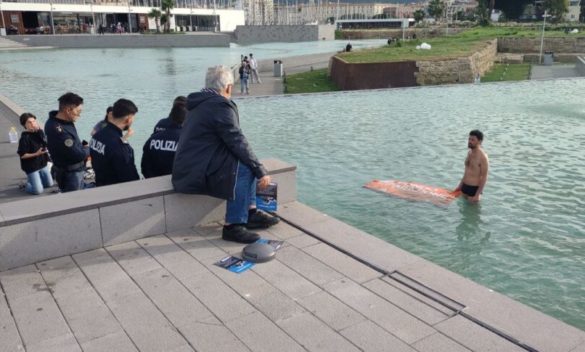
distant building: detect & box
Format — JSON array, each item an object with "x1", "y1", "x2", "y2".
[{"x1": 565, "y1": 0, "x2": 581, "y2": 22}]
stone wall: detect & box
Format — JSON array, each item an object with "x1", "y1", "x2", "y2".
[
  {"x1": 337, "y1": 28, "x2": 464, "y2": 40},
  {"x1": 329, "y1": 56, "x2": 418, "y2": 90},
  {"x1": 416, "y1": 40, "x2": 497, "y2": 85},
  {"x1": 234, "y1": 25, "x2": 334, "y2": 44},
  {"x1": 7, "y1": 33, "x2": 231, "y2": 48},
  {"x1": 498, "y1": 37, "x2": 585, "y2": 53}
]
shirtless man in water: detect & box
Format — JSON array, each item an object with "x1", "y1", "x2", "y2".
[{"x1": 454, "y1": 130, "x2": 489, "y2": 203}]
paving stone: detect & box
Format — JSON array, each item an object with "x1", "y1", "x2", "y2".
[
  {"x1": 411, "y1": 332, "x2": 472, "y2": 352},
  {"x1": 0, "y1": 285, "x2": 24, "y2": 352},
  {"x1": 570, "y1": 342, "x2": 585, "y2": 352},
  {"x1": 26, "y1": 333, "x2": 81, "y2": 352},
  {"x1": 100, "y1": 196, "x2": 166, "y2": 246},
  {"x1": 364, "y1": 278, "x2": 450, "y2": 325},
  {"x1": 252, "y1": 259, "x2": 321, "y2": 300},
  {"x1": 136, "y1": 234, "x2": 209, "y2": 276},
  {"x1": 177, "y1": 321, "x2": 251, "y2": 352},
  {"x1": 265, "y1": 222, "x2": 305, "y2": 240},
  {"x1": 435, "y1": 315, "x2": 526, "y2": 352},
  {"x1": 276, "y1": 245, "x2": 344, "y2": 286},
  {"x1": 276, "y1": 202, "x2": 331, "y2": 227},
  {"x1": 339, "y1": 320, "x2": 416, "y2": 352},
  {"x1": 225, "y1": 311, "x2": 305, "y2": 352},
  {"x1": 81, "y1": 332, "x2": 138, "y2": 352},
  {"x1": 278, "y1": 312, "x2": 361, "y2": 352},
  {"x1": 298, "y1": 291, "x2": 366, "y2": 331},
  {"x1": 139, "y1": 236, "x2": 256, "y2": 323},
  {"x1": 73, "y1": 249, "x2": 193, "y2": 352},
  {"x1": 105, "y1": 241, "x2": 163, "y2": 276},
  {"x1": 324, "y1": 278, "x2": 436, "y2": 344},
  {"x1": 37, "y1": 256, "x2": 134, "y2": 344},
  {"x1": 167, "y1": 231, "x2": 227, "y2": 261},
  {"x1": 380, "y1": 276, "x2": 456, "y2": 316},
  {"x1": 304, "y1": 243, "x2": 382, "y2": 284}
]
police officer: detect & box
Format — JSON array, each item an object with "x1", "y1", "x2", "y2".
[
  {"x1": 90, "y1": 99, "x2": 140, "y2": 187},
  {"x1": 45, "y1": 92, "x2": 89, "y2": 192},
  {"x1": 152, "y1": 95, "x2": 186, "y2": 133},
  {"x1": 141, "y1": 100, "x2": 187, "y2": 178}
]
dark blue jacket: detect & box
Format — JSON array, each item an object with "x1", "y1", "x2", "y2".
[
  {"x1": 141, "y1": 121, "x2": 181, "y2": 178},
  {"x1": 45, "y1": 111, "x2": 88, "y2": 169},
  {"x1": 17, "y1": 130, "x2": 49, "y2": 173},
  {"x1": 89, "y1": 122, "x2": 139, "y2": 187},
  {"x1": 172, "y1": 90, "x2": 266, "y2": 200},
  {"x1": 153, "y1": 117, "x2": 174, "y2": 134}
]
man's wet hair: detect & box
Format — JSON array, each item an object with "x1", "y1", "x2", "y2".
[
  {"x1": 469, "y1": 129, "x2": 484, "y2": 142},
  {"x1": 58, "y1": 92, "x2": 83, "y2": 111},
  {"x1": 169, "y1": 101, "x2": 187, "y2": 125},
  {"x1": 112, "y1": 99, "x2": 138, "y2": 119},
  {"x1": 19, "y1": 112, "x2": 36, "y2": 127}
]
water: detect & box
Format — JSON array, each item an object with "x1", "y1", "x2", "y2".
[{"x1": 1, "y1": 43, "x2": 584, "y2": 330}]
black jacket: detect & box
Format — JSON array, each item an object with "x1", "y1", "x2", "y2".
[
  {"x1": 90, "y1": 122, "x2": 140, "y2": 187},
  {"x1": 141, "y1": 121, "x2": 181, "y2": 178},
  {"x1": 172, "y1": 91, "x2": 266, "y2": 200},
  {"x1": 17, "y1": 130, "x2": 49, "y2": 174},
  {"x1": 153, "y1": 117, "x2": 174, "y2": 134},
  {"x1": 45, "y1": 111, "x2": 88, "y2": 168}
]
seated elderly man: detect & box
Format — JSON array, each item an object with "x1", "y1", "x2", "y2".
[{"x1": 172, "y1": 65, "x2": 279, "y2": 244}]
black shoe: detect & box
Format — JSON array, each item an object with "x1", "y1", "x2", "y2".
[
  {"x1": 246, "y1": 210, "x2": 280, "y2": 229},
  {"x1": 222, "y1": 225, "x2": 260, "y2": 244}
]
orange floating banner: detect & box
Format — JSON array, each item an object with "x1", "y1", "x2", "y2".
[{"x1": 364, "y1": 179, "x2": 461, "y2": 206}]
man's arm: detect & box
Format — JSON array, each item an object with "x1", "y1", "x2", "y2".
[{"x1": 471, "y1": 153, "x2": 489, "y2": 202}]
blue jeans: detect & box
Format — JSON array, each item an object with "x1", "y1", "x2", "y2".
[
  {"x1": 55, "y1": 167, "x2": 84, "y2": 193},
  {"x1": 25, "y1": 165, "x2": 54, "y2": 195},
  {"x1": 225, "y1": 162, "x2": 257, "y2": 224}
]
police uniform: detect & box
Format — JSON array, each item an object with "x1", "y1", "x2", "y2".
[
  {"x1": 90, "y1": 121, "x2": 139, "y2": 187},
  {"x1": 141, "y1": 121, "x2": 181, "y2": 178},
  {"x1": 152, "y1": 117, "x2": 174, "y2": 134},
  {"x1": 45, "y1": 110, "x2": 89, "y2": 192}
]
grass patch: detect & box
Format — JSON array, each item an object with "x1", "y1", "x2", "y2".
[
  {"x1": 339, "y1": 26, "x2": 585, "y2": 63},
  {"x1": 481, "y1": 63, "x2": 531, "y2": 82},
  {"x1": 284, "y1": 69, "x2": 339, "y2": 94}
]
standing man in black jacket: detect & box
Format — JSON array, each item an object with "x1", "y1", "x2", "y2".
[
  {"x1": 172, "y1": 65, "x2": 279, "y2": 244},
  {"x1": 45, "y1": 92, "x2": 89, "y2": 192},
  {"x1": 90, "y1": 98, "x2": 140, "y2": 187}
]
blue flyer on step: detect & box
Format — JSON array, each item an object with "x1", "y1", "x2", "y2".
[
  {"x1": 215, "y1": 256, "x2": 255, "y2": 274},
  {"x1": 256, "y1": 182, "x2": 277, "y2": 212}
]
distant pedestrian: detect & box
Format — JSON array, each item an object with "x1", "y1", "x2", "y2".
[
  {"x1": 141, "y1": 100, "x2": 187, "y2": 178},
  {"x1": 90, "y1": 99, "x2": 140, "y2": 187},
  {"x1": 17, "y1": 113, "x2": 54, "y2": 195},
  {"x1": 345, "y1": 42, "x2": 352, "y2": 52},
  {"x1": 239, "y1": 60, "x2": 250, "y2": 95},
  {"x1": 249, "y1": 53, "x2": 261, "y2": 84},
  {"x1": 45, "y1": 92, "x2": 89, "y2": 193}
]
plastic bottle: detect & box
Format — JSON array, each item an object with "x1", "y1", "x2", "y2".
[{"x1": 8, "y1": 127, "x2": 18, "y2": 143}]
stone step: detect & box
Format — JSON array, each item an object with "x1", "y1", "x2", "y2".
[{"x1": 0, "y1": 36, "x2": 27, "y2": 49}]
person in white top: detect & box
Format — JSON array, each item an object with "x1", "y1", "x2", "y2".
[{"x1": 249, "y1": 53, "x2": 262, "y2": 84}]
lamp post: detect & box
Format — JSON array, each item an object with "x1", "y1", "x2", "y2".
[
  {"x1": 128, "y1": 1, "x2": 132, "y2": 33},
  {"x1": 539, "y1": 10, "x2": 551, "y2": 64},
  {"x1": 1, "y1": 0, "x2": 6, "y2": 34},
  {"x1": 50, "y1": 2, "x2": 55, "y2": 35}
]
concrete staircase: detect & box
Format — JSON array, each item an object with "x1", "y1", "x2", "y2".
[{"x1": 0, "y1": 36, "x2": 28, "y2": 49}]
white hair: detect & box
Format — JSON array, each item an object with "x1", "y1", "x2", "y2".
[{"x1": 205, "y1": 65, "x2": 234, "y2": 91}]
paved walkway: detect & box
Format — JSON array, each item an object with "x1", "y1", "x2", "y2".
[
  {"x1": 1, "y1": 211, "x2": 563, "y2": 352},
  {"x1": 530, "y1": 63, "x2": 581, "y2": 80}
]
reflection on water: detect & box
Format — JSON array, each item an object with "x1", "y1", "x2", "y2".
[{"x1": 0, "y1": 46, "x2": 584, "y2": 330}]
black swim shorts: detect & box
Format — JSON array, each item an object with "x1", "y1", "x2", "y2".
[{"x1": 461, "y1": 183, "x2": 479, "y2": 197}]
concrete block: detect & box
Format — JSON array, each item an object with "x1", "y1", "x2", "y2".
[
  {"x1": 266, "y1": 221, "x2": 305, "y2": 240},
  {"x1": 225, "y1": 311, "x2": 305, "y2": 352},
  {"x1": 176, "y1": 321, "x2": 250, "y2": 352},
  {"x1": 269, "y1": 170, "x2": 296, "y2": 204},
  {"x1": 571, "y1": 342, "x2": 585, "y2": 352},
  {"x1": 0, "y1": 265, "x2": 46, "y2": 299},
  {"x1": 324, "y1": 278, "x2": 436, "y2": 344},
  {"x1": 164, "y1": 193, "x2": 224, "y2": 232},
  {"x1": 136, "y1": 234, "x2": 210, "y2": 276},
  {"x1": 0, "y1": 210, "x2": 102, "y2": 271},
  {"x1": 435, "y1": 315, "x2": 525, "y2": 351},
  {"x1": 276, "y1": 245, "x2": 344, "y2": 286},
  {"x1": 304, "y1": 243, "x2": 382, "y2": 284},
  {"x1": 0, "y1": 285, "x2": 24, "y2": 352},
  {"x1": 253, "y1": 259, "x2": 321, "y2": 300},
  {"x1": 276, "y1": 201, "x2": 331, "y2": 226},
  {"x1": 170, "y1": 231, "x2": 229, "y2": 262},
  {"x1": 26, "y1": 333, "x2": 81, "y2": 352},
  {"x1": 81, "y1": 332, "x2": 138, "y2": 352},
  {"x1": 100, "y1": 196, "x2": 166, "y2": 246},
  {"x1": 278, "y1": 312, "x2": 361, "y2": 352},
  {"x1": 411, "y1": 332, "x2": 472, "y2": 352},
  {"x1": 339, "y1": 320, "x2": 416, "y2": 352},
  {"x1": 104, "y1": 241, "x2": 163, "y2": 276},
  {"x1": 284, "y1": 233, "x2": 320, "y2": 248},
  {"x1": 298, "y1": 291, "x2": 365, "y2": 331},
  {"x1": 364, "y1": 278, "x2": 450, "y2": 325}
]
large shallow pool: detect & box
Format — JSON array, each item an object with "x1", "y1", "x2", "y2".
[{"x1": 1, "y1": 43, "x2": 584, "y2": 330}]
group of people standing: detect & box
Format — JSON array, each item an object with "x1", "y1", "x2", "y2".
[
  {"x1": 238, "y1": 53, "x2": 261, "y2": 95},
  {"x1": 16, "y1": 64, "x2": 279, "y2": 243}
]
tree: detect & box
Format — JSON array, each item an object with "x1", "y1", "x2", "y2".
[
  {"x1": 494, "y1": 0, "x2": 531, "y2": 20},
  {"x1": 428, "y1": 0, "x2": 446, "y2": 20},
  {"x1": 476, "y1": 0, "x2": 490, "y2": 25},
  {"x1": 543, "y1": 0, "x2": 568, "y2": 21},
  {"x1": 147, "y1": 8, "x2": 162, "y2": 33},
  {"x1": 161, "y1": 0, "x2": 175, "y2": 32},
  {"x1": 413, "y1": 9, "x2": 425, "y2": 23}
]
